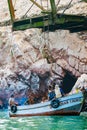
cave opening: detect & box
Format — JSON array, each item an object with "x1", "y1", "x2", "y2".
[{"x1": 61, "y1": 71, "x2": 77, "y2": 94}]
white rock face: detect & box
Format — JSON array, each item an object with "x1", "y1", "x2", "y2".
[
  {"x1": 30, "y1": 59, "x2": 51, "y2": 75},
  {"x1": 0, "y1": 0, "x2": 87, "y2": 92},
  {"x1": 70, "y1": 74, "x2": 87, "y2": 94},
  {"x1": 73, "y1": 74, "x2": 87, "y2": 89}
]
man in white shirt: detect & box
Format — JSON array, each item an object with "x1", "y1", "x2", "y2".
[
  {"x1": 55, "y1": 84, "x2": 62, "y2": 98},
  {"x1": 9, "y1": 94, "x2": 18, "y2": 106}
]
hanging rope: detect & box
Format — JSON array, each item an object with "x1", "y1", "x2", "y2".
[
  {"x1": 46, "y1": 0, "x2": 49, "y2": 45},
  {"x1": 40, "y1": 0, "x2": 55, "y2": 63},
  {"x1": 45, "y1": 0, "x2": 50, "y2": 48},
  {"x1": 40, "y1": 0, "x2": 46, "y2": 45},
  {"x1": 41, "y1": 0, "x2": 50, "y2": 47}
]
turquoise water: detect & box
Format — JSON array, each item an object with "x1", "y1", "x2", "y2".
[{"x1": 0, "y1": 111, "x2": 87, "y2": 130}]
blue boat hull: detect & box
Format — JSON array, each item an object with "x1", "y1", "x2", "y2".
[{"x1": 9, "y1": 92, "x2": 84, "y2": 117}]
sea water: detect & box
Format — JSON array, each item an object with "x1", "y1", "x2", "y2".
[{"x1": 0, "y1": 110, "x2": 87, "y2": 130}]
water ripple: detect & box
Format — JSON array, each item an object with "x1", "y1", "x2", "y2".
[{"x1": 0, "y1": 111, "x2": 87, "y2": 130}]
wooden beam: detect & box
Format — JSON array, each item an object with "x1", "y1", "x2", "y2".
[{"x1": 7, "y1": 0, "x2": 15, "y2": 22}]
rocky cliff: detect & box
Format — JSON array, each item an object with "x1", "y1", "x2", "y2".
[{"x1": 0, "y1": 0, "x2": 87, "y2": 108}]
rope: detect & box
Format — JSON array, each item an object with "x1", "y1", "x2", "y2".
[
  {"x1": 41, "y1": 0, "x2": 50, "y2": 47},
  {"x1": 13, "y1": 0, "x2": 17, "y2": 8},
  {"x1": 41, "y1": 0, "x2": 43, "y2": 7},
  {"x1": 47, "y1": 0, "x2": 49, "y2": 10},
  {"x1": 61, "y1": 0, "x2": 73, "y2": 15},
  {"x1": 30, "y1": 0, "x2": 46, "y2": 11},
  {"x1": 23, "y1": 0, "x2": 37, "y2": 18},
  {"x1": 38, "y1": 0, "x2": 50, "y2": 58},
  {"x1": 47, "y1": 0, "x2": 49, "y2": 45},
  {"x1": 56, "y1": 0, "x2": 61, "y2": 12},
  {"x1": 56, "y1": 0, "x2": 61, "y2": 7}
]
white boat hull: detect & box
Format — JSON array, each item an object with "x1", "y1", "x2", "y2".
[{"x1": 9, "y1": 92, "x2": 84, "y2": 117}]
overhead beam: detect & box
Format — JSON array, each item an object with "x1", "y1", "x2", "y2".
[
  {"x1": 12, "y1": 13, "x2": 87, "y2": 33},
  {"x1": 7, "y1": 0, "x2": 87, "y2": 33}
]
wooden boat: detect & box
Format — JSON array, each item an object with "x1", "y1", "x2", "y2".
[{"x1": 9, "y1": 91, "x2": 86, "y2": 117}]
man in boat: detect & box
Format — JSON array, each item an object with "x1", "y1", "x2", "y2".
[
  {"x1": 55, "y1": 83, "x2": 65, "y2": 98},
  {"x1": 9, "y1": 94, "x2": 18, "y2": 106},
  {"x1": 48, "y1": 85, "x2": 56, "y2": 100},
  {"x1": 55, "y1": 84, "x2": 62, "y2": 98}
]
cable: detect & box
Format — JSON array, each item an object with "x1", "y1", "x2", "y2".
[
  {"x1": 13, "y1": 0, "x2": 17, "y2": 8},
  {"x1": 62, "y1": 0, "x2": 73, "y2": 15},
  {"x1": 43, "y1": 0, "x2": 50, "y2": 46},
  {"x1": 23, "y1": 0, "x2": 37, "y2": 18},
  {"x1": 56, "y1": 0, "x2": 61, "y2": 8}
]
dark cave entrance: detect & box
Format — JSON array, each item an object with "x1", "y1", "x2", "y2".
[{"x1": 61, "y1": 71, "x2": 77, "y2": 94}]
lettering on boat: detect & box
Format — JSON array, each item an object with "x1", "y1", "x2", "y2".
[{"x1": 60, "y1": 98, "x2": 82, "y2": 106}]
